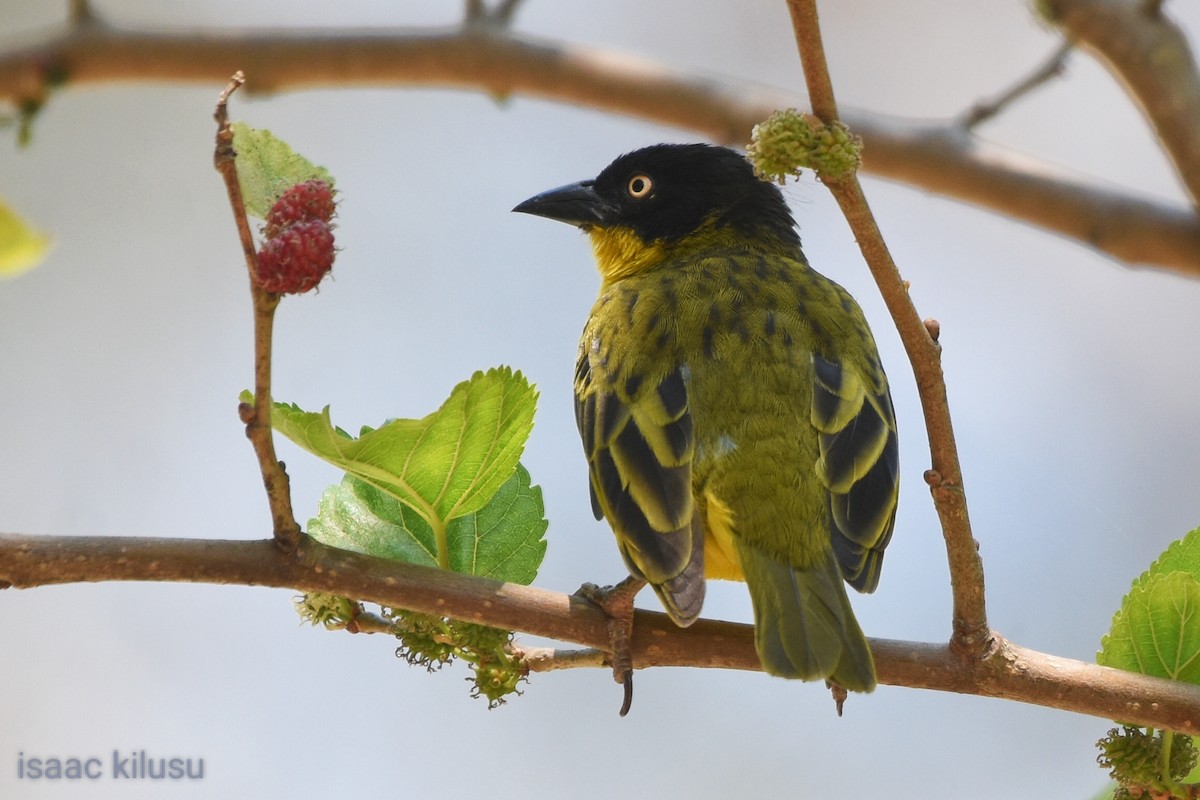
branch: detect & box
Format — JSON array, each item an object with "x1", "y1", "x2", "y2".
[
  {"x1": 785, "y1": 0, "x2": 988, "y2": 651},
  {"x1": 855, "y1": 117, "x2": 1200, "y2": 275},
  {"x1": 959, "y1": 40, "x2": 1075, "y2": 129},
  {"x1": 1, "y1": 19, "x2": 1198, "y2": 275},
  {"x1": 513, "y1": 646, "x2": 608, "y2": 672},
  {"x1": 464, "y1": 0, "x2": 525, "y2": 29},
  {"x1": 1043, "y1": 0, "x2": 1200, "y2": 209},
  {"x1": 67, "y1": 0, "x2": 92, "y2": 25},
  {"x1": 211, "y1": 73, "x2": 302, "y2": 551},
  {"x1": 2, "y1": 532, "x2": 1199, "y2": 733}
]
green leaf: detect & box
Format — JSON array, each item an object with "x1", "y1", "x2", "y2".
[
  {"x1": 253, "y1": 367, "x2": 539, "y2": 570},
  {"x1": 308, "y1": 464, "x2": 547, "y2": 583},
  {"x1": 446, "y1": 462, "x2": 547, "y2": 583},
  {"x1": 1099, "y1": 571, "x2": 1200, "y2": 682},
  {"x1": 0, "y1": 198, "x2": 50, "y2": 278},
  {"x1": 264, "y1": 367, "x2": 536, "y2": 521},
  {"x1": 1099, "y1": 526, "x2": 1200, "y2": 686},
  {"x1": 230, "y1": 122, "x2": 334, "y2": 219},
  {"x1": 308, "y1": 473, "x2": 440, "y2": 569},
  {"x1": 1136, "y1": 527, "x2": 1200, "y2": 588}
]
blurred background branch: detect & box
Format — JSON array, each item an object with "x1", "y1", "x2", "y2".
[
  {"x1": 1042, "y1": 0, "x2": 1200, "y2": 210},
  {"x1": 1, "y1": 12, "x2": 1199, "y2": 274}
]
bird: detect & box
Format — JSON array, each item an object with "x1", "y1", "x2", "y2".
[{"x1": 513, "y1": 143, "x2": 898, "y2": 691}]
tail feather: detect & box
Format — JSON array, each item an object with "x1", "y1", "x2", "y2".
[
  {"x1": 646, "y1": 515, "x2": 706, "y2": 626},
  {"x1": 735, "y1": 540, "x2": 875, "y2": 691}
]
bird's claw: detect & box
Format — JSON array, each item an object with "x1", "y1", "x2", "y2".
[
  {"x1": 827, "y1": 680, "x2": 848, "y2": 716},
  {"x1": 574, "y1": 575, "x2": 646, "y2": 716}
]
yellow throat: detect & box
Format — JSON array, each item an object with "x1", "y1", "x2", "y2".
[{"x1": 586, "y1": 226, "x2": 668, "y2": 283}]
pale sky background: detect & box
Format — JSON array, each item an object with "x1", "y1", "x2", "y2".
[{"x1": 3, "y1": 2, "x2": 1200, "y2": 798}]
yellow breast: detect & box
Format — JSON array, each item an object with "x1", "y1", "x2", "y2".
[{"x1": 702, "y1": 490, "x2": 745, "y2": 581}]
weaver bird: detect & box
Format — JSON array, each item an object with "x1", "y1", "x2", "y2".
[{"x1": 514, "y1": 143, "x2": 897, "y2": 691}]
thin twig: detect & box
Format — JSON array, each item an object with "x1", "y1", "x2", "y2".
[
  {"x1": 213, "y1": 72, "x2": 302, "y2": 551},
  {"x1": 960, "y1": 40, "x2": 1075, "y2": 129},
  {"x1": 464, "y1": 0, "x2": 485, "y2": 22},
  {"x1": 465, "y1": 0, "x2": 525, "y2": 28},
  {"x1": 329, "y1": 597, "x2": 613, "y2": 671},
  {"x1": 328, "y1": 598, "x2": 611, "y2": 670},
  {"x1": 513, "y1": 646, "x2": 608, "y2": 672},
  {"x1": 346, "y1": 609, "x2": 393, "y2": 634},
  {"x1": 786, "y1": 0, "x2": 989, "y2": 653},
  {"x1": 785, "y1": 0, "x2": 837, "y2": 121},
  {"x1": 1043, "y1": 0, "x2": 1200, "y2": 209},
  {"x1": 491, "y1": 0, "x2": 525, "y2": 27},
  {"x1": 1, "y1": 23, "x2": 1198, "y2": 274},
  {"x1": 2, "y1": 532, "x2": 1199, "y2": 733},
  {"x1": 68, "y1": 0, "x2": 92, "y2": 24}
]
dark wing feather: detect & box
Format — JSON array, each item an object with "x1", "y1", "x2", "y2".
[
  {"x1": 574, "y1": 348, "x2": 703, "y2": 625},
  {"x1": 811, "y1": 354, "x2": 899, "y2": 593}
]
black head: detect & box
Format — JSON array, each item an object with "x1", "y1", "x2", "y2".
[{"x1": 514, "y1": 143, "x2": 800, "y2": 249}]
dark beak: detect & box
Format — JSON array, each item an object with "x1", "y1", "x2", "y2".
[{"x1": 512, "y1": 180, "x2": 612, "y2": 227}]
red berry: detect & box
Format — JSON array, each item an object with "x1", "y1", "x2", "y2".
[
  {"x1": 255, "y1": 219, "x2": 335, "y2": 294},
  {"x1": 264, "y1": 179, "x2": 335, "y2": 239}
]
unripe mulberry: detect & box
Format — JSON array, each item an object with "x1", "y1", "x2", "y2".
[
  {"x1": 264, "y1": 179, "x2": 336, "y2": 239},
  {"x1": 1097, "y1": 726, "x2": 1199, "y2": 791},
  {"x1": 255, "y1": 219, "x2": 335, "y2": 294}
]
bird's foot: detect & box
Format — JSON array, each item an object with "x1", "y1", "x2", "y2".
[
  {"x1": 575, "y1": 575, "x2": 646, "y2": 716},
  {"x1": 827, "y1": 681, "x2": 848, "y2": 717}
]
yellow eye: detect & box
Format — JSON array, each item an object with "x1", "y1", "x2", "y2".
[{"x1": 627, "y1": 174, "x2": 653, "y2": 199}]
